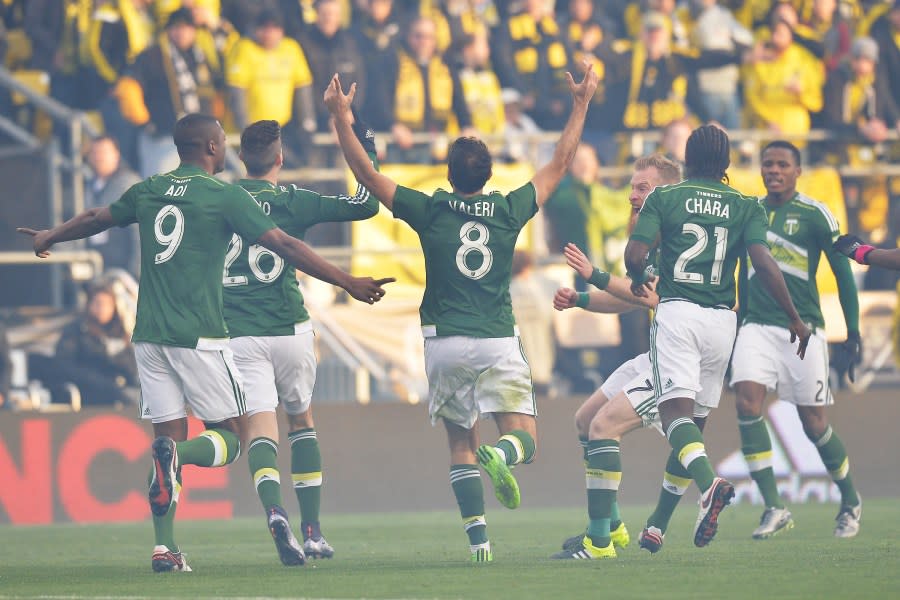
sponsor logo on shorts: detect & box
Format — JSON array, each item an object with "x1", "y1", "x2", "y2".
[{"x1": 717, "y1": 400, "x2": 840, "y2": 504}]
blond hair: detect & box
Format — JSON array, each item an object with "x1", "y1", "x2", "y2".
[{"x1": 633, "y1": 154, "x2": 682, "y2": 185}]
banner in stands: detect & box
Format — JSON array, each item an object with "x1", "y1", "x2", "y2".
[{"x1": 2, "y1": 387, "x2": 898, "y2": 525}]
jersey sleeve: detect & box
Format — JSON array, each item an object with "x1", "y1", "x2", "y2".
[
  {"x1": 286, "y1": 183, "x2": 379, "y2": 229},
  {"x1": 107, "y1": 180, "x2": 142, "y2": 226},
  {"x1": 225, "y1": 41, "x2": 252, "y2": 88},
  {"x1": 629, "y1": 189, "x2": 661, "y2": 244},
  {"x1": 223, "y1": 185, "x2": 277, "y2": 241},
  {"x1": 506, "y1": 182, "x2": 538, "y2": 229},
  {"x1": 742, "y1": 200, "x2": 769, "y2": 248},
  {"x1": 391, "y1": 185, "x2": 432, "y2": 232},
  {"x1": 812, "y1": 202, "x2": 841, "y2": 247}
]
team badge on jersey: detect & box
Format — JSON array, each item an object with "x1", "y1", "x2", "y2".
[{"x1": 784, "y1": 217, "x2": 800, "y2": 236}]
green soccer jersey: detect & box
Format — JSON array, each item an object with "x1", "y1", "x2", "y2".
[
  {"x1": 630, "y1": 179, "x2": 768, "y2": 308},
  {"x1": 743, "y1": 192, "x2": 843, "y2": 329},
  {"x1": 108, "y1": 164, "x2": 276, "y2": 348},
  {"x1": 223, "y1": 178, "x2": 379, "y2": 337},
  {"x1": 392, "y1": 182, "x2": 538, "y2": 338}
]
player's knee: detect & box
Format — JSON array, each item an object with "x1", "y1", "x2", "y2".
[
  {"x1": 589, "y1": 412, "x2": 622, "y2": 441},
  {"x1": 734, "y1": 389, "x2": 763, "y2": 418},
  {"x1": 287, "y1": 410, "x2": 314, "y2": 430},
  {"x1": 574, "y1": 406, "x2": 592, "y2": 438},
  {"x1": 800, "y1": 412, "x2": 828, "y2": 441}
]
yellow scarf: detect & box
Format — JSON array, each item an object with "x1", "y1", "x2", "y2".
[{"x1": 394, "y1": 50, "x2": 456, "y2": 132}]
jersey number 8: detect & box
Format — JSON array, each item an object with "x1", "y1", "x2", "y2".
[{"x1": 456, "y1": 221, "x2": 493, "y2": 280}]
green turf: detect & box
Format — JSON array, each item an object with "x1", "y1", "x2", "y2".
[{"x1": 1, "y1": 500, "x2": 898, "y2": 599}]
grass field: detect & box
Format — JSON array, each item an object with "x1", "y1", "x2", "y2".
[{"x1": 2, "y1": 500, "x2": 898, "y2": 600}]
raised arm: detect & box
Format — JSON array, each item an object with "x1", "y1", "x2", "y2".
[
  {"x1": 18, "y1": 207, "x2": 116, "y2": 257},
  {"x1": 324, "y1": 74, "x2": 398, "y2": 210},
  {"x1": 256, "y1": 227, "x2": 393, "y2": 304},
  {"x1": 530, "y1": 61, "x2": 599, "y2": 207},
  {"x1": 834, "y1": 233, "x2": 900, "y2": 270},
  {"x1": 747, "y1": 243, "x2": 811, "y2": 357}
]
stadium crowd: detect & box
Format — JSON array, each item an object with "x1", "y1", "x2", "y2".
[{"x1": 4, "y1": 0, "x2": 900, "y2": 239}]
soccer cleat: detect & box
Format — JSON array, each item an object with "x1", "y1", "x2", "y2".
[
  {"x1": 151, "y1": 545, "x2": 192, "y2": 573},
  {"x1": 301, "y1": 521, "x2": 334, "y2": 559},
  {"x1": 693, "y1": 477, "x2": 735, "y2": 547},
  {"x1": 834, "y1": 499, "x2": 862, "y2": 538},
  {"x1": 562, "y1": 522, "x2": 630, "y2": 551},
  {"x1": 476, "y1": 445, "x2": 521, "y2": 509},
  {"x1": 550, "y1": 536, "x2": 616, "y2": 560},
  {"x1": 148, "y1": 436, "x2": 177, "y2": 517},
  {"x1": 752, "y1": 507, "x2": 794, "y2": 539},
  {"x1": 267, "y1": 506, "x2": 306, "y2": 566},
  {"x1": 638, "y1": 526, "x2": 664, "y2": 553},
  {"x1": 471, "y1": 542, "x2": 492, "y2": 562}
]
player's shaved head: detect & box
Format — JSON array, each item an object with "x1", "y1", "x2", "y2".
[
  {"x1": 761, "y1": 140, "x2": 801, "y2": 166},
  {"x1": 448, "y1": 137, "x2": 492, "y2": 194},
  {"x1": 240, "y1": 120, "x2": 282, "y2": 177},
  {"x1": 173, "y1": 113, "x2": 223, "y2": 159}
]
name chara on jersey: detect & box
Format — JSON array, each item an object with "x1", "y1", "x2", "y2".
[{"x1": 685, "y1": 190, "x2": 731, "y2": 219}]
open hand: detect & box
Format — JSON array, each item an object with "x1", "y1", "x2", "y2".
[
  {"x1": 346, "y1": 276, "x2": 395, "y2": 304},
  {"x1": 563, "y1": 242, "x2": 594, "y2": 280},
  {"x1": 324, "y1": 73, "x2": 356, "y2": 122},
  {"x1": 17, "y1": 227, "x2": 53, "y2": 258},
  {"x1": 788, "y1": 319, "x2": 812, "y2": 359},
  {"x1": 553, "y1": 287, "x2": 578, "y2": 311},
  {"x1": 567, "y1": 59, "x2": 599, "y2": 105}
]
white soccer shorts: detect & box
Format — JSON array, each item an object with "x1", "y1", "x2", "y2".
[
  {"x1": 600, "y1": 352, "x2": 661, "y2": 432},
  {"x1": 425, "y1": 335, "x2": 536, "y2": 429},
  {"x1": 651, "y1": 300, "x2": 737, "y2": 409},
  {"x1": 230, "y1": 322, "x2": 317, "y2": 416},
  {"x1": 135, "y1": 340, "x2": 246, "y2": 424},
  {"x1": 730, "y1": 322, "x2": 833, "y2": 406}
]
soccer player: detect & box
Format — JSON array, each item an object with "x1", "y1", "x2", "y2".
[
  {"x1": 227, "y1": 117, "x2": 380, "y2": 564},
  {"x1": 835, "y1": 234, "x2": 900, "y2": 270},
  {"x1": 323, "y1": 63, "x2": 599, "y2": 561},
  {"x1": 624, "y1": 125, "x2": 812, "y2": 548},
  {"x1": 730, "y1": 140, "x2": 863, "y2": 539},
  {"x1": 18, "y1": 114, "x2": 392, "y2": 572},
  {"x1": 548, "y1": 154, "x2": 682, "y2": 559}
]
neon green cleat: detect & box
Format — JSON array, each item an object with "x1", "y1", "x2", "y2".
[
  {"x1": 477, "y1": 445, "x2": 521, "y2": 509},
  {"x1": 610, "y1": 521, "x2": 631, "y2": 548},
  {"x1": 550, "y1": 536, "x2": 617, "y2": 560},
  {"x1": 471, "y1": 542, "x2": 492, "y2": 562}
]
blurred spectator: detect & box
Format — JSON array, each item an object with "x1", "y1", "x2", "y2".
[
  {"x1": 544, "y1": 144, "x2": 628, "y2": 286},
  {"x1": 562, "y1": 0, "x2": 618, "y2": 63},
  {"x1": 440, "y1": 0, "x2": 499, "y2": 47},
  {"x1": 658, "y1": 116, "x2": 692, "y2": 164},
  {"x1": 623, "y1": 0, "x2": 691, "y2": 50},
  {"x1": 226, "y1": 10, "x2": 316, "y2": 167},
  {"x1": 115, "y1": 8, "x2": 223, "y2": 177},
  {"x1": 352, "y1": 0, "x2": 403, "y2": 124},
  {"x1": 822, "y1": 36, "x2": 900, "y2": 233},
  {"x1": 0, "y1": 319, "x2": 9, "y2": 409},
  {"x1": 1, "y1": 0, "x2": 27, "y2": 70},
  {"x1": 190, "y1": 1, "x2": 240, "y2": 67},
  {"x1": 509, "y1": 250, "x2": 557, "y2": 395},
  {"x1": 85, "y1": 136, "x2": 142, "y2": 278},
  {"x1": 742, "y1": 16, "x2": 824, "y2": 140},
  {"x1": 499, "y1": 87, "x2": 541, "y2": 163},
  {"x1": 371, "y1": 15, "x2": 472, "y2": 162},
  {"x1": 491, "y1": 0, "x2": 572, "y2": 129},
  {"x1": 687, "y1": 0, "x2": 754, "y2": 129},
  {"x1": 299, "y1": 0, "x2": 367, "y2": 132},
  {"x1": 28, "y1": 275, "x2": 139, "y2": 407},
  {"x1": 867, "y1": 0, "x2": 900, "y2": 116},
  {"x1": 452, "y1": 32, "x2": 504, "y2": 136},
  {"x1": 221, "y1": 0, "x2": 282, "y2": 36}
]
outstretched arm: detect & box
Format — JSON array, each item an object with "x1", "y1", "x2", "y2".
[
  {"x1": 563, "y1": 242, "x2": 658, "y2": 308},
  {"x1": 530, "y1": 60, "x2": 599, "y2": 207},
  {"x1": 834, "y1": 233, "x2": 900, "y2": 270},
  {"x1": 747, "y1": 243, "x2": 811, "y2": 357},
  {"x1": 324, "y1": 74, "x2": 398, "y2": 210},
  {"x1": 18, "y1": 207, "x2": 116, "y2": 257},
  {"x1": 257, "y1": 227, "x2": 394, "y2": 304}
]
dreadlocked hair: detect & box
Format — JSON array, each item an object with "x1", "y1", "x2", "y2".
[
  {"x1": 684, "y1": 125, "x2": 731, "y2": 183},
  {"x1": 240, "y1": 120, "x2": 282, "y2": 176}
]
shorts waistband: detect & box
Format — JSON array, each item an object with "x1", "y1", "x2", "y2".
[{"x1": 659, "y1": 297, "x2": 732, "y2": 310}]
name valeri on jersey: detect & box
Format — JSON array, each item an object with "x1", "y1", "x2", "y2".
[
  {"x1": 685, "y1": 190, "x2": 730, "y2": 219},
  {"x1": 448, "y1": 199, "x2": 495, "y2": 218}
]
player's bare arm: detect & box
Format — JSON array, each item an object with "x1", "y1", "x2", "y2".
[
  {"x1": 834, "y1": 233, "x2": 900, "y2": 270},
  {"x1": 18, "y1": 206, "x2": 117, "y2": 257},
  {"x1": 746, "y1": 243, "x2": 811, "y2": 357},
  {"x1": 553, "y1": 286, "x2": 653, "y2": 313},
  {"x1": 530, "y1": 61, "x2": 599, "y2": 206},
  {"x1": 324, "y1": 74, "x2": 398, "y2": 210},
  {"x1": 562, "y1": 243, "x2": 658, "y2": 309},
  {"x1": 257, "y1": 227, "x2": 395, "y2": 304},
  {"x1": 623, "y1": 238, "x2": 655, "y2": 298}
]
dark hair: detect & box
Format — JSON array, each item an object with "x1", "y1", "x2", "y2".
[
  {"x1": 447, "y1": 137, "x2": 492, "y2": 194},
  {"x1": 91, "y1": 134, "x2": 121, "y2": 153},
  {"x1": 240, "y1": 120, "x2": 282, "y2": 176},
  {"x1": 173, "y1": 113, "x2": 221, "y2": 159},
  {"x1": 684, "y1": 125, "x2": 730, "y2": 182},
  {"x1": 761, "y1": 140, "x2": 801, "y2": 166}
]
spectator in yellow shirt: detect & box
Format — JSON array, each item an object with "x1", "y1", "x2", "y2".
[
  {"x1": 452, "y1": 32, "x2": 504, "y2": 137},
  {"x1": 226, "y1": 9, "x2": 316, "y2": 166},
  {"x1": 743, "y1": 16, "x2": 825, "y2": 139}
]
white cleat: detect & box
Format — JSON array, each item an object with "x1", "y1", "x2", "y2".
[
  {"x1": 752, "y1": 507, "x2": 794, "y2": 539},
  {"x1": 834, "y1": 499, "x2": 862, "y2": 539}
]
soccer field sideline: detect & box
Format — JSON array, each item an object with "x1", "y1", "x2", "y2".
[{"x1": 2, "y1": 501, "x2": 898, "y2": 600}]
